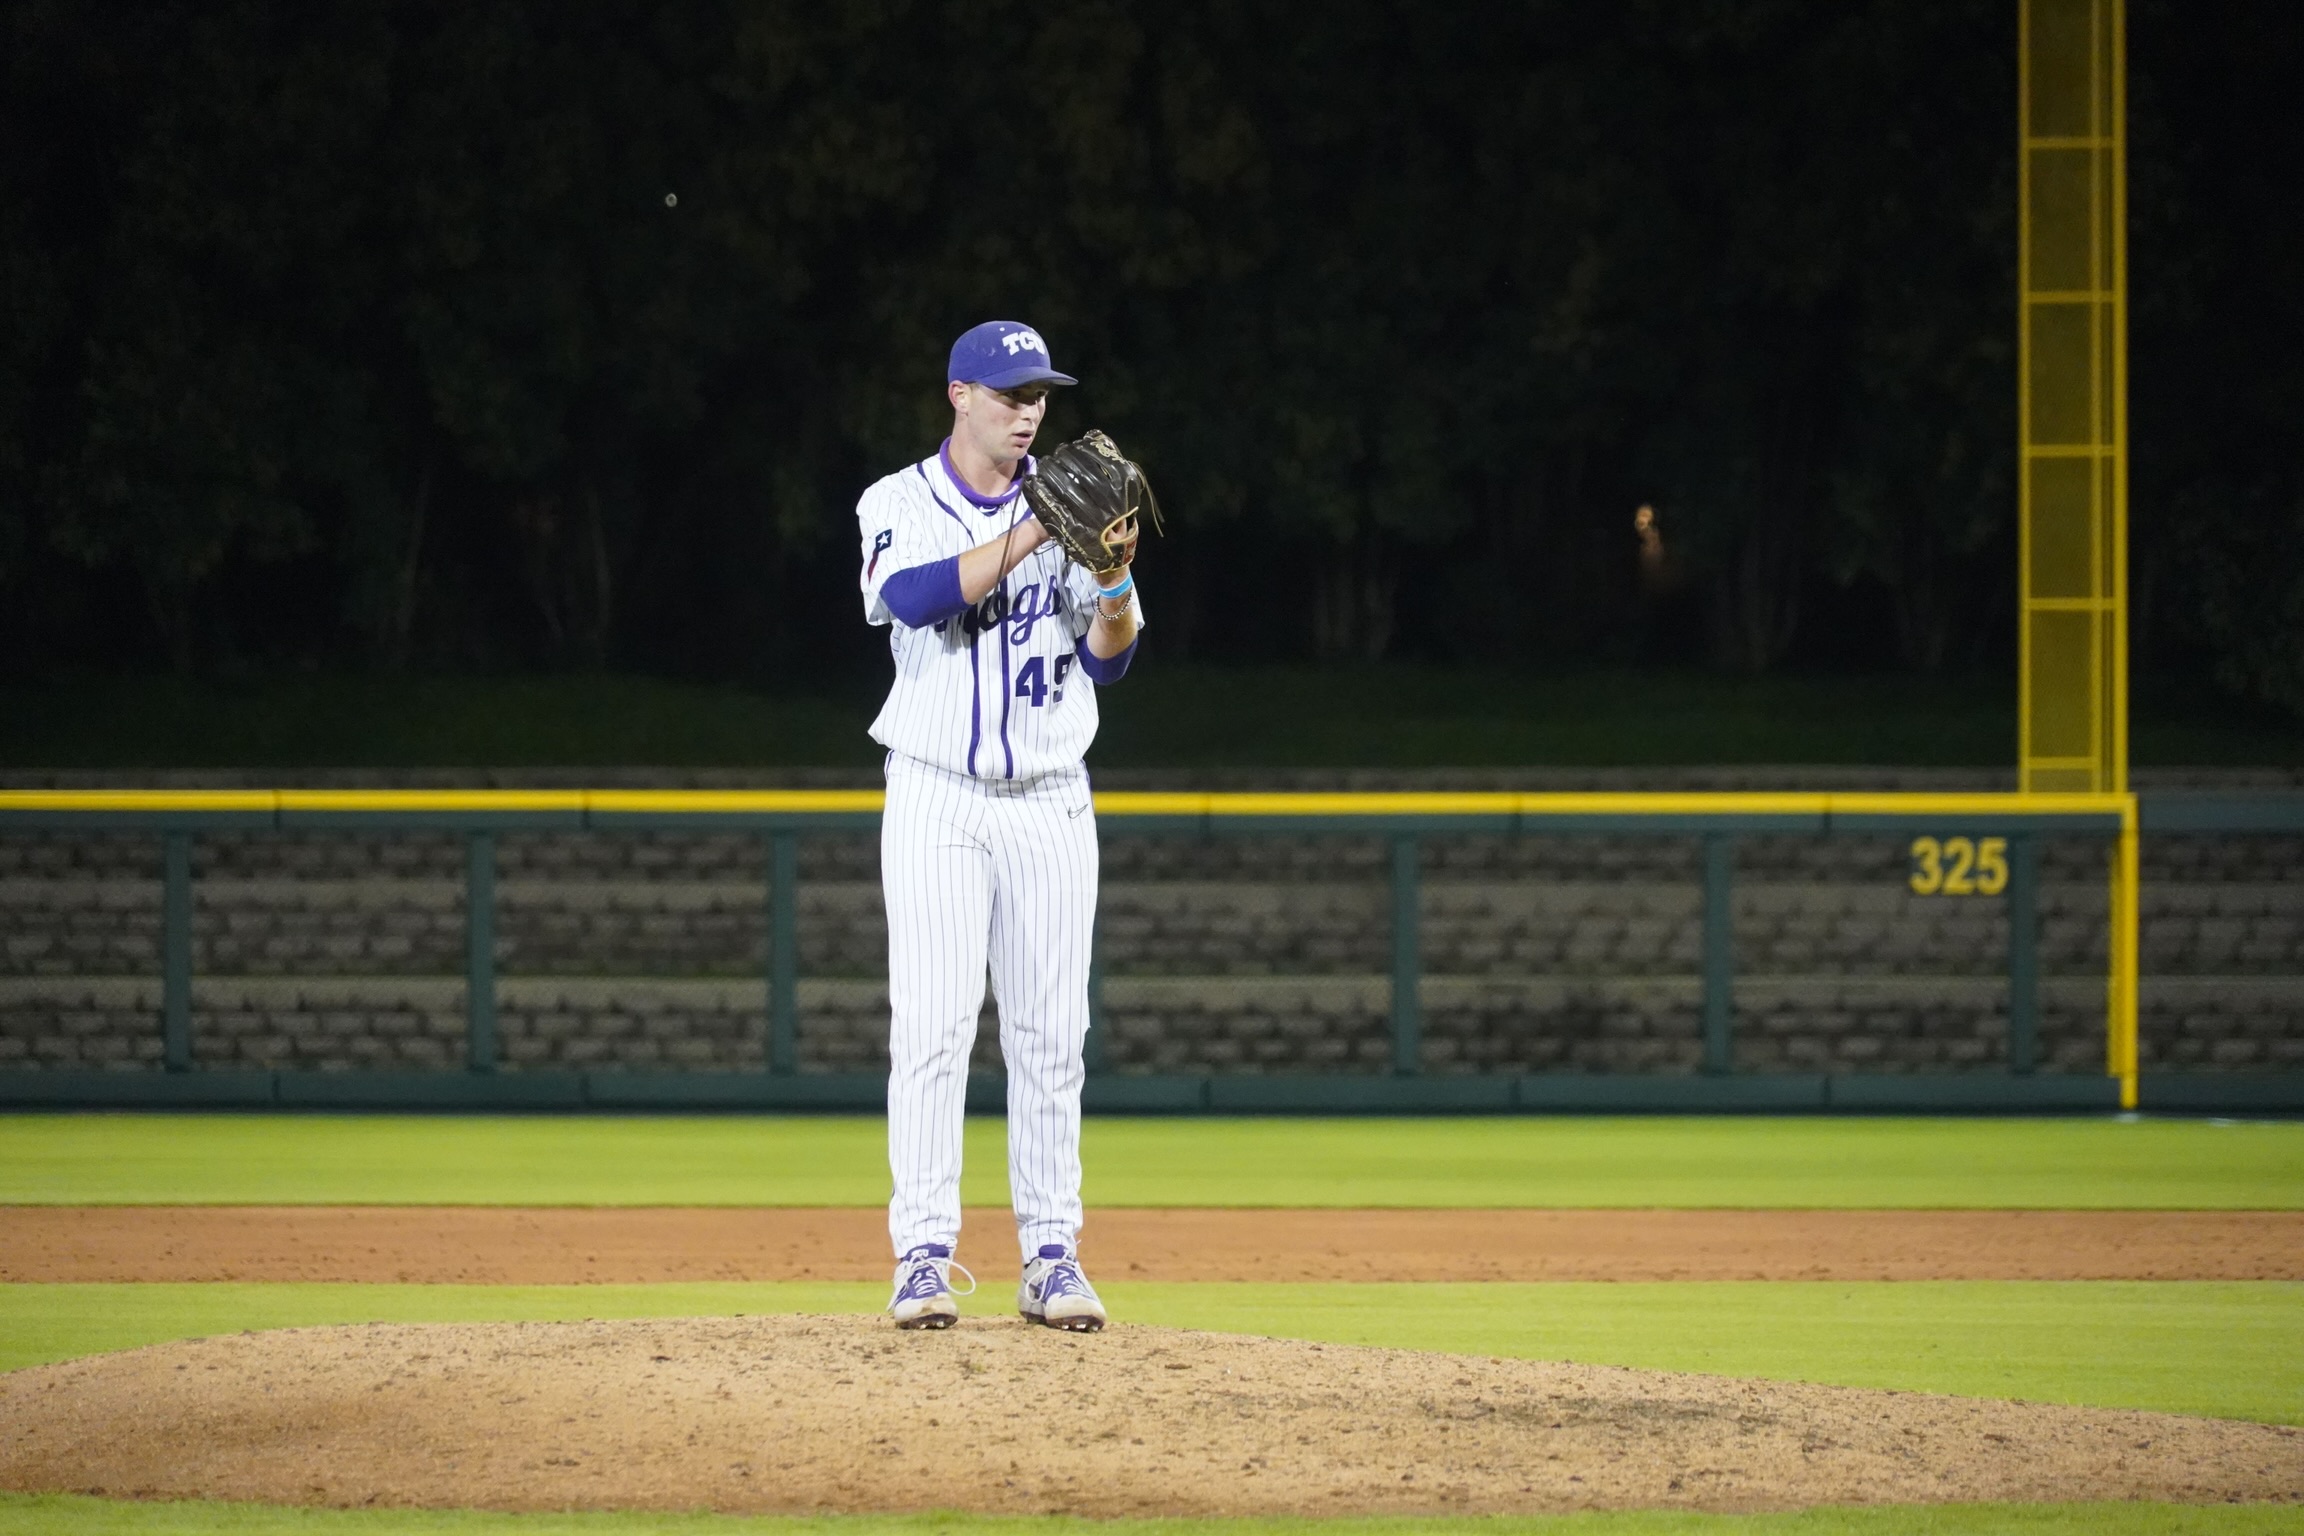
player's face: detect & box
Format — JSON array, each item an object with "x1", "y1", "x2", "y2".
[{"x1": 957, "y1": 382, "x2": 1049, "y2": 465}]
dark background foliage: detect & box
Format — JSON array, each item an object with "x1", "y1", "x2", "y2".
[{"x1": 1, "y1": 0, "x2": 2297, "y2": 714}]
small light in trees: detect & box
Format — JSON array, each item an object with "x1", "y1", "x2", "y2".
[{"x1": 1634, "y1": 503, "x2": 1677, "y2": 595}]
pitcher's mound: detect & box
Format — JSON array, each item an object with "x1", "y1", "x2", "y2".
[{"x1": 3, "y1": 1316, "x2": 2297, "y2": 1517}]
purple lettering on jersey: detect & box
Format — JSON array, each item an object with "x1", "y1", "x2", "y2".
[
  {"x1": 961, "y1": 588, "x2": 1008, "y2": 637},
  {"x1": 1002, "y1": 577, "x2": 1065, "y2": 646}
]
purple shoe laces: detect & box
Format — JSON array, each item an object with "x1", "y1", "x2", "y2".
[
  {"x1": 892, "y1": 1243, "x2": 973, "y2": 1306},
  {"x1": 1033, "y1": 1243, "x2": 1095, "y2": 1300}
]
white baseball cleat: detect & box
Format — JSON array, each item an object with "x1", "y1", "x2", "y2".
[
  {"x1": 889, "y1": 1242, "x2": 972, "y2": 1329},
  {"x1": 1018, "y1": 1243, "x2": 1106, "y2": 1331}
]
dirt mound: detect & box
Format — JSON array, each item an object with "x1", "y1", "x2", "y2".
[{"x1": 3, "y1": 1316, "x2": 2297, "y2": 1516}]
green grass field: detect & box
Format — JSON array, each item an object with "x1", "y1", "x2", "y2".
[
  {"x1": 4, "y1": 1114, "x2": 2299, "y2": 1536},
  {"x1": 7, "y1": 1114, "x2": 2299, "y2": 1208}
]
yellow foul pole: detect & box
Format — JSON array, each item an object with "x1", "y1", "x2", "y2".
[{"x1": 2019, "y1": 0, "x2": 2136, "y2": 1105}]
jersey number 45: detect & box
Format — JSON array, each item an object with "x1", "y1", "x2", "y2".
[{"x1": 1015, "y1": 654, "x2": 1074, "y2": 707}]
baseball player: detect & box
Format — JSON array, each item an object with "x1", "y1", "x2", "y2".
[{"x1": 855, "y1": 321, "x2": 1144, "y2": 1331}]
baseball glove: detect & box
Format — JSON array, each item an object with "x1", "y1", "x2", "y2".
[{"x1": 1023, "y1": 429, "x2": 1163, "y2": 577}]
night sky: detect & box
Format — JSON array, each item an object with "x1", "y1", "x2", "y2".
[{"x1": 1, "y1": 1, "x2": 2296, "y2": 718}]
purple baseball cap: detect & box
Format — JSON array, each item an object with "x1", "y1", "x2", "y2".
[{"x1": 948, "y1": 321, "x2": 1078, "y2": 390}]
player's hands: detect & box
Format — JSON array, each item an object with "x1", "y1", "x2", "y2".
[
  {"x1": 1099, "y1": 515, "x2": 1140, "y2": 577},
  {"x1": 1004, "y1": 514, "x2": 1052, "y2": 572},
  {"x1": 1022, "y1": 430, "x2": 1162, "y2": 579}
]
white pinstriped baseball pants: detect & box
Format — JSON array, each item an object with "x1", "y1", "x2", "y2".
[{"x1": 882, "y1": 752, "x2": 1096, "y2": 1261}]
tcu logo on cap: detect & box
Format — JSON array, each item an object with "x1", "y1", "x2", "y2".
[{"x1": 1000, "y1": 328, "x2": 1048, "y2": 356}]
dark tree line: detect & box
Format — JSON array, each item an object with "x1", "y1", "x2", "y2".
[{"x1": 2, "y1": 0, "x2": 2298, "y2": 712}]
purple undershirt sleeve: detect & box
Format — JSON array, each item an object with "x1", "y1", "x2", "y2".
[
  {"x1": 879, "y1": 557, "x2": 967, "y2": 628},
  {"x1": 1074, "y1": 633, "x2": 1137, "y2": 684}
]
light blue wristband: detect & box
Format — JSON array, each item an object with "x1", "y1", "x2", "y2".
[{"x1": 1096, "y1": 571, "x2": 1134, "y2": 602}]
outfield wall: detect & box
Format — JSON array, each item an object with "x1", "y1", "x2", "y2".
[{"x1": 3, "y1": 769, "x2": 2297, "y2": 1094}]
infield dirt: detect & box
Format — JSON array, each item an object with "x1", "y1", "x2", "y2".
[
  {"x1": 7, "y1": 1206, "x2": 2300, "y2": 1282},
  {"x1": 3, "y1": 1315, "x2": 2299, "y2": 1517}
]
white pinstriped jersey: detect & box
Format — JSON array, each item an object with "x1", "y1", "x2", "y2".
[{"x1": 857, "y1": 449, "x2": 1143, "y2": 781}]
